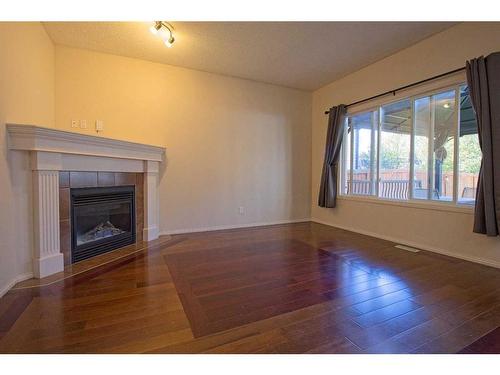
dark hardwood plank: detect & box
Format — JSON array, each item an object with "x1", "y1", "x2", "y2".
[
  {"x1": 458, "y1": 327, "x2": 500, "y2": 354},
  {"x1": 411, "y1": 304, "x2": 500, "y2": 354},
  {"x1": 0, "y1": 222, "x2": 499, "y2": 353}
]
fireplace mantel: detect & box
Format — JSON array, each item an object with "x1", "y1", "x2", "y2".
[
  {"x1": 6, "y1": 124, "x2": 166, "y2": 278},
  {"x1": 7, "y1": 124, "x2": 165, "y2": 162}
]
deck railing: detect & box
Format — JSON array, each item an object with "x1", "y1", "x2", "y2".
[
  {"x1": 347, "y1": 170, "x2": 478, "y2": 200},
  {"x1": 347, "y1": 180, "x2": 424, "y2": 200},
  {"x1": 379, "y1": 179, "x2": 412, "y2": 200}
]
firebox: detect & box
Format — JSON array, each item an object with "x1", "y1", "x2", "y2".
[{"x1": 70, "y1": 185, "x2": 136, "y2": 263}]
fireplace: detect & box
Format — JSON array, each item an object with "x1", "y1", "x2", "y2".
[
  {"x1": 71, "y1": 185, "x2": 136, "y2": 263},
  {"x1": 7, "y1": 124, "x2": 164, "y2": 278}
]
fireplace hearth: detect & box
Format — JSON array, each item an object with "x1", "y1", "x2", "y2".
[{"x1": 71, "y1": 186, "x2": 136, "y2": 263}]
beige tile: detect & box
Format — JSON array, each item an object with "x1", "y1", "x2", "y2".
[
  {"x1": 60, "y1": 219, "x2": 71, "y2": 265},
  {"x1": 59, "y1": 188, "x2": 70, "y2": 220},
  {"x1": 97, "y1": 172, "x2": 115, "y2": 186},
  {"x1": 59, "y1": 171, "x2": 70, "y2": 188},
  {"x1": 70, "y1": 172, "x2": 98, "y2": 188},
  {"x1": 115, "y1": 172, "x2": 136, "y2": 186}
]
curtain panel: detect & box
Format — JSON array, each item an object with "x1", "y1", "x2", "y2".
[
  {"x1": 318, "y1": 105, "x2": 347, "y2": 208},
  {"x1": 466, "y1": 52, "x2": 500, "y2": 236}
]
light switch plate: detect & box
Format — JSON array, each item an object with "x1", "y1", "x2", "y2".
[
  {"x1": 80, "y1": 120, "x2": 87, "y2": 129},
  {"x1": 95, "y1": 120, "x2": 104, "y2": 132}
]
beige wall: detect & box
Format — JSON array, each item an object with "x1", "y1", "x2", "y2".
[
  {"x1": 55, "y1": 46, "x2": 312, "y2": 234},
  {"x1": 312, "y1": 22, "x2": 500, "y2": 267},
  {"x1": 0, "y1": 22, "x2": 55, "y2": 294}
]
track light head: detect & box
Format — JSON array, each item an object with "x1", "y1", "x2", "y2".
[
  {"x1": 165, "y1": 35, "x2": 175, "y2": 48},
  {"x1": 150, "y1": 21, "x2": 175, "y2": 48},
  {"x1": 149, "y1": 21, "x2": 162, "y2": 35}
]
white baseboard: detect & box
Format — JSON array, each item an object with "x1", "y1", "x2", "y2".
[
  {"x1": 311, "y1": 218, "x2": 500, "y2": 269},
  {"x1": 143, "y1": 226, "x2": 159, "y2": 241},
  {"x1": 0, "y1": 272, "x2": 34, "y2": 298},
  {"x1": 159, "y1": 218, "x2": 311, "y2": 236},
  {"x1": 33, "y1": 253, "x2": 64, "y2": 279},
  {"x1": 161, "y1": 217, "x2": 500, "y2": 269}
]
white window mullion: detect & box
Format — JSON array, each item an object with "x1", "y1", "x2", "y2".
[
  {"x1": 349, "y1": 120, "x2": 354, "y2": 195},
  {"x1": 376, "y1": 108, "x2": 381, "y2": 197},
  {"x1": 453, "y1": 86, "x2": 460, "y2": 204},
  {"x1": 340, "y1": 118, "x2": 347, "y2": 195},
  {"x1": 429, "y1": 95, "x2": 435, "y2": 200},
  {"x1": 370, "y1": 111, "x2": 377, "y2": 195},
  {"x1": 409, "y1": 99, "x2": 415, "y2": 200}
]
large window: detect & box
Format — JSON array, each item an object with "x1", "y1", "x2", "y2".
[{"x1": 341, "y1": 83, "x2": 480, "y2": 206}]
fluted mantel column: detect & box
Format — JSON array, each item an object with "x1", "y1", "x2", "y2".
[
  {"x1": 143, "y1": 160, "x2": 160, "y2": 241},
  {"x1": 32, "y1": 170, "x2": 64, "y2": 278}
]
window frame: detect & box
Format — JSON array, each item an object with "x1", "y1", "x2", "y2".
[
  {"x1": 338, "y1": 79, "x2": 476, "y2": 214},
  {"x1": 343, "y1": 109, "x2": 379, "y2": 197}
]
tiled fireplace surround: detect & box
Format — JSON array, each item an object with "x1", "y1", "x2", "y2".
[
  {"x1": 7, "y1": 124, "x2": 166, "y2": 278},
  {"x1": 58, "y1": 171, "x2": 145, "y2": 266}
]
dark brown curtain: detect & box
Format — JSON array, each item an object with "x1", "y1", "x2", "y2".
[
  {"x1": 466, "y1": 52, "x2": 500, "y2": 236},
  {"x1": 318, "y1": 105, "x2": 347, "y2": 208}
]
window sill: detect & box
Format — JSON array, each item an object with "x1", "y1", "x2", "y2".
[{"x1": 337, "y1": 194, "x2": 474, "y2": 215}]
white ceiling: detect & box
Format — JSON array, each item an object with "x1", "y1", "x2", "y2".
[{"x1": 43, "y1": 22, "x2": 456, "y2": 91}]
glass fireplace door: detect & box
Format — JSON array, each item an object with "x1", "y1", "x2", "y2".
[{"x1": 71, "y1": 186, "x2": 136, "y2": 263}]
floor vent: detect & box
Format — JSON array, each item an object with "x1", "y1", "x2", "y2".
[{"x1": 395, "y1": 244, "x2": 421, "y2": 253}]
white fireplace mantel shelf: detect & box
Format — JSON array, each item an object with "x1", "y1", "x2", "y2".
[
  {"x1": 6, "y1": 124, "x2": 166, "y2": 279},
  {"x1": 7, "y1": 124, "x2": 165, "y2": 162}
]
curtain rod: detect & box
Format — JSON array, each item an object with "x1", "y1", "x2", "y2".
[{"x1": 324, "y1": 66, "x2": 466, "y2": 115}]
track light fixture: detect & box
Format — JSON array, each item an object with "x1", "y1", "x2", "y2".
[{"x1": 149, "y1": 21, "x2": 175, "y2": 48}]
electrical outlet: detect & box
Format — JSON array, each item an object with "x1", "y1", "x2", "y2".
[
  {"x1": 71, "y1": 120, "x2": 78, "y2": 128},
  {"x1": 80, "y1": 120, "x2": 87, "y2": 129},
  {"x1": 238, "y1": 206, "x2": 245, "y2": 215}
]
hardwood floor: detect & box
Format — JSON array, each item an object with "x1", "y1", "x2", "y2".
[{"x1": 0, "y1": 222, "x2": 499, "y2": 353}]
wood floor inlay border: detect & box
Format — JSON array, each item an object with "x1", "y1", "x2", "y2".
[
  {"x1": 12, "y1": 235, "x2": 175, "y2": 290},
  {"x1": 1, "y1": 222, "x2": 499, "y2": 354}
]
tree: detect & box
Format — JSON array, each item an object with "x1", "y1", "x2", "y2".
[{"x1": 440, "y1": 134, "x2": 481, "y2": 173}]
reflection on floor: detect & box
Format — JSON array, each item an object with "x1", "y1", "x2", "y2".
[{"x1": 0, "y1": 222, "x2": 499, "y2": 353}]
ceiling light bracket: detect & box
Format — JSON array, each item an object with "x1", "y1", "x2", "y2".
[{"x1": 149, "y1": 21, "x2": 175, "y2": 48}]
